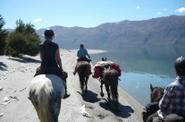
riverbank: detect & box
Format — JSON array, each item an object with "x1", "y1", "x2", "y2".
[{"x1": 0, "y1": 49, "x2": 144, "y2": 122}]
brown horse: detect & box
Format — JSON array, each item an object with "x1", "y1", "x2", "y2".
[
  {"x1": 150, "y1": 84, "x2": 164, "y2": 103},
  {"x1": 142, "y1": 84, "x2": 164, "y2": 121},
  {"x1": 75, "y1": 61, "x2": 91, "y2": 94},
  {"x1": 99, "y1": 66, "x2": 119, "y2": 111},
  {"x1": 143, "y1": 84, "x2": 184, "y2": 122}
]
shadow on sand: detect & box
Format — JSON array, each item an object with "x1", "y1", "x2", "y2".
[
  {"x1": 0, "y1": 62, "x2": 8, "y2": 71},
  {"x1": 99, "y1": 99, "x2": 134, "y2": 118},
  {"x1": 8, "y1": 56, "x2": 41, "y2": 63},
  {"x1": 77, "y1": 90, "x2": 101, "y2": 103}
]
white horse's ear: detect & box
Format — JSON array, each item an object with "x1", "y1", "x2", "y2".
[{"x1": 150, "y1": 84, "x2": 153, "y2": 91}]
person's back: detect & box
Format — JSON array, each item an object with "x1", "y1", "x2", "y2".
[
  {"x1": 146, "y1": 56, "x2": 185, "y2": 122},
  {"x1": 77, "y1": 47, "x2": 87, "y2": 59},
  {"x1": 77, "y1": 44, "x2": 91, "y2": 62},
  {"x1": 40, "y1": 41, "x2": 58, "y2": 68},
  {"x1": 159, "y1": 76, "x2": 185, "y2": 117},
  {"x1": 158, "y1": 56, "x2": 185, "y2": 118},
  {"x1": 158, "y1": 75, "x2": 185, "y2": 119}
]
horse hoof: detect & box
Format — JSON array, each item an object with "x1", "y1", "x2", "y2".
[{"x1": 100, "y1": 92, "x2": 104, "y2": 97}]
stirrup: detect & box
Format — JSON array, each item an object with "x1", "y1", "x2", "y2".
[{"x1": 63, "y1": 93, "x2": 70, "y2": 99}]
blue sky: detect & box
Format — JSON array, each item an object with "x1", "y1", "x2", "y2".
[{"x1": 1, "y1": 0, "x2": 185, "y2": 29}]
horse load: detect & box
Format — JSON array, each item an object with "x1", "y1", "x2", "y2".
[{"x1": 92, "y1": 61, "x2": 121, "y2": 79}]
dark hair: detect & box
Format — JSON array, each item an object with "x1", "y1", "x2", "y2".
[
  {"x1": 175, "y1": 56, "x2": 185, "y2": 76},
  {"x1": 80, "y1": 44, "x2": 84, "y2": 48},
  {"x1": 44, "y1": 29, "x2": 54, "y2": 39}
]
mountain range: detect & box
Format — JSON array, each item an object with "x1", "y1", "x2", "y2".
[{"x1": 37, "y1": 15, "x2": 185, "y2": 50}]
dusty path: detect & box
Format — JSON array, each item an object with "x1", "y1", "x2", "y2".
[{"x1": 0, "y1": 49, "x2": 144, "y2": 122}]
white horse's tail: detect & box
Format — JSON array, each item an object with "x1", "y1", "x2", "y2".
[
  {"x1": 38, "y1": 88, "x2": 53, "y2": 122},
  {"x1": 29, "y1": 74, "x2": 65, "y2": 122},
  {"x1": 29, "y1": 82, "x2": 53, "y2": 122}
]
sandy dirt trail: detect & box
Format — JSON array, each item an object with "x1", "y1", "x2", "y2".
[{"x1": 0, "y1": 49, "x2": 144, "y2": 122}]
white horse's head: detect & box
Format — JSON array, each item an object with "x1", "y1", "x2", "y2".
[{"x1": 29, "y1": 74, "x2": 65, "y2": 122}]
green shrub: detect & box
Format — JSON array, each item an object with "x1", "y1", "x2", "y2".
[
  {"x1": 6, "y1": 32, "x2": 27, "y2": 56},
  {"x1": 6, "y1": 20, "x2": 40, "y2": 57},
  {"x1": 23, "y1": 34, "x2": 39, "y2": 56},
  {"x1": 0, "y1": 15, "x2": 8, "y2": 55}
]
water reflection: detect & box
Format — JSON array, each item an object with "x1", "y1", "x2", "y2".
[{"x1": 91, "y1": 46, "x2": 185, "y2": 105}]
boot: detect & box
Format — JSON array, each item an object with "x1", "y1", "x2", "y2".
[{"x1": 73, "y1": 65, "x2": 77, "y2": 75}]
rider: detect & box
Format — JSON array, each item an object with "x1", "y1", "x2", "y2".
[
  {"x1": 73, "y1": 44, "x2": 91, "y2": 75},
  {"x1": 146, "y1": 56, "x2": 185, "y2": 122},
  {"x1": 77, "y1": 44, "x2": 91, "y2": 62},
  {"x1": 34, "y1": 29, "x2": 70, "y2": 99}
]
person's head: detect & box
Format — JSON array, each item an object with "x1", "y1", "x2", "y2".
[
  {"x1": 175, "y1": 56, "x2": 185, "y2": 76},
  {"x1": 80, "y1": 44, "x2": 84, "y2": 48},
  {"x1": 44, "y1": 29, "x2": 54, "y2": 40}
]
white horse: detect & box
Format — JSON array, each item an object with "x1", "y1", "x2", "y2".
[{"x1": 28, "y1": 74, "x2": 65, "y2": 122}]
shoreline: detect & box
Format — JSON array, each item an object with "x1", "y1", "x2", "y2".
[
  {"x1": 67, "y1": 49, "x2": 108, "y2": 54},
  {"x1": 0, "y1": 49, "x2": 144, "y2": 122}
]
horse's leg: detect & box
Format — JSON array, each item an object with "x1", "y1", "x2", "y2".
[
  {"x1": 100, "y1": 79, "x2": 104, "y2": 97},
  {"x1": 84, "y1": 64, "x2": 90, "y2": 92},
  {"x1": 84, "y1": 76, "x2": 89, "y2": 91},
  {"x1": 81, "y1": 75, "x2": 87, "y2": 95},
  {"x1": 79, "y1": 74, "x2": 84, "y2": 93},
  {"x1": 111, "y1": 83, "x2": 118, "y2": 111},
  {"x1": 50, "y1": 97, "x2": 61, "y2": 122},
  {"x1": 105, "y1": 84, "x2": 110, "y2": 102},
  {"x1": 111, "y1": 77, "x2": 119, "y2": 111}
]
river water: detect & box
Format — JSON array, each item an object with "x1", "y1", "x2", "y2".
[{"x1": 91, "y1": 46, "x2": 185, "y2": 105}]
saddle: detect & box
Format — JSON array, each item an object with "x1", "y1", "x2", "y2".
[
  {"x1": 74, "y1": 61, "x2": 91, "y2": 75},
  {"x1": 35, "y1": 66, "x2": 68, "y2": 81},
  {"x1": 77, "y1": 57, "x2": 91, "y2": 62}
]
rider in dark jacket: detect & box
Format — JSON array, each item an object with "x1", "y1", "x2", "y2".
[{"x1": 35, "y1": 29, "x2": 70, "y2": 99}]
